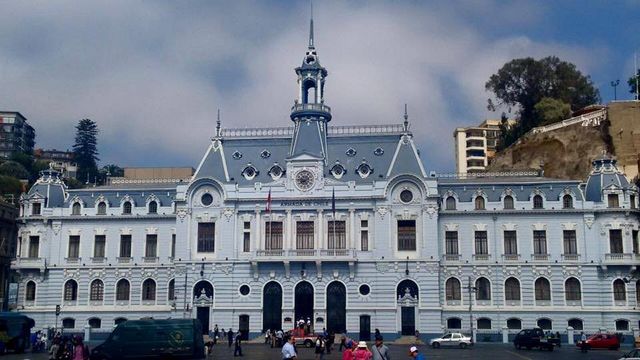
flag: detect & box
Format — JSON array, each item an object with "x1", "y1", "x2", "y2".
[
  {"x1": 266, "y1": 188, "x2": 272, "y2": 212},
  {"x1": 331, "y1": 187, "x2": 336, "y2": 218}
]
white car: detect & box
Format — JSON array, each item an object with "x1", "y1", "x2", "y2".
[
  {"x1": 619, "y1": 348, "x2": 640, "y2": 360},
  {"x1": 429, "y1": 332, "x2": 473, "y2": 349}
]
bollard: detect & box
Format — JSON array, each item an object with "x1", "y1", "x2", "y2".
[
  {"x1": 84, "y1": 324, "x2": 91, "y2": 342},
  {"x1": 472, "y1": 329, "x2": 477, "y2": 343},
  {"x1": 502, "y1": 327, "x2": 509, "y2": 344},
  {"x1": 567, "y1": 327, "x2": 574, "y2": 345}
]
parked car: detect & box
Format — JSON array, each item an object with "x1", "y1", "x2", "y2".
[
  {"x1": 618, "y1": 348, "x2": 640, "y2": 359},
  {"x1": 90, "y1": 319, "x2": 205, "y2": 360},
  {"x1": 513, "y1": 328, "x2": 554, "y2": 351},
  {"x1": 289, "y1": 328, "x2": 318, "y2": 348},
  {"x1": 577, "y1": 333, "x2": 621, "y2": 350},
  {"x1": 429, "y1": 332, "x2": 473, "y2": 349}
]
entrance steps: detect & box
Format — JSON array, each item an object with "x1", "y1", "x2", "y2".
[{"x1": 393, "y1": 336, "x2": 425, "y2": 345}]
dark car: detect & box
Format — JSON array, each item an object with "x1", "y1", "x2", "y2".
[{"x1": 514, "y1": 328, "x2": 554, "y2": 351}]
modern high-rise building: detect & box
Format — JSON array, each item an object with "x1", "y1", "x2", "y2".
[
  {"x1": 453, "y1": 119, "x2": 515, "y2": 174},
  {"x1": 0, "y1": 112, "x2": 35, "y2": 159}
]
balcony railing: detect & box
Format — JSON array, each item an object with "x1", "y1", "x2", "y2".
[
  {"x1": 604, "y1": 253, "x2": 633, "y2": 262},
  {"x1": 11, "y1": 257, "x2": 46, "y2": 270},
  {"x1": 254, "y1": 249, "x2": 355, "y2": 259},
  {"x1": 502, "y1": 254, "x2": 520, "y2": 261},
  {"x1": 473, "y1": 254, "x2": 491, "y2": 261},
  {"x1": 90, "y1": 257, "x2": 106, "y2": 264},
  {"x1": 442, "y1": 254, "x2": 461, "y2": 262},
  {"x1": 562, "y1": 254, "x2": 580, "y2": 261},
  {"x1": 65, "y1": 257, "x2": 81, "y2": 264},
  {"x1": 291, "y1": 103, "x2": 332, "y2": 114},
  {"x1": 531, "y1": 254, "x2": 550, "y2": 261},
  {"x1": 143, "y1": 256, "x2": 159, "y2": 263},
  {"x1": 117, "y1": 257, "x2": 132, "y2": 264}
]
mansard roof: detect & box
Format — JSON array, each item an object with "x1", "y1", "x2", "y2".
[
  {"x1": 64, "y1": 183, "x2": 177, "y2": 207},
  {"x1": 584, "y1": 156, "x2": 630, "y2": 202}
]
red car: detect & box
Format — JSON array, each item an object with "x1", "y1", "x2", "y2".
[{"x1": 578, "y1": 333, "x2": 621, "y2": 350}]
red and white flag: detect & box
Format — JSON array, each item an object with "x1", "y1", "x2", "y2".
[{"x1": 266, "y1": 188, "x2": 272, "y2": 212}]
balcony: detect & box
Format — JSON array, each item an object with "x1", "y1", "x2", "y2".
[
  {"x1": 117, "y1": 257, "x2": 132, "y2": 264},
  {"x1": 143, "y1": 256, "x2": 159, "y2": 263},
  {"x1": 473, "y1": 254, "x2": 491, "y2": 261},
  {"x1": 65, "y1": 257, "x2": 81, "y2": 264},
  {"x1": 562, "y1": 254, "x2": 581, "y2": 261},
  {"x1": 254, "y1": 249, "x2": 355, "y2": 261},
  {"x1": 290, "y1": 103, "x2": 332, "y2": 119},
  {"x1": 531, "y1": 254, "x2": 550, "y2": 261},
  {"x1": 502, "y1": 254, "x2": 520, "y2": 261},
  {"x1": 11, "y1": 257, "x2": 46, "y2": 271},
  {"x1": 604, "y1": 253, "x2": 633, "y2": 263},
  {"x1": 91, "y1": 257, "x2": 106, "y2": 264},
  {"x1": 442, "y1": 254, "x2": 461, "y2": 262}
]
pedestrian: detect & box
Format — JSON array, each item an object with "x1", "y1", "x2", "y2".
[
  {"x1": 371, "y1": 336, "x2": 390, "y2": 360},
  {"x1": 265, "y1": 329, "x2": 272, "y2": 344},
  {"x1": 49, "y1": 338, "x2": 60, "y2": 360},
  {"x1": 282, "y1": 336, "x2": 297, "y2": 359},
  {"x1": 213, "y1": 325, "x2": 219, "y2": 345},
  {"x1": 315, "y1": 335, "x2": 326, "y2": 360},
  {"x1": 339, "y1": 332, "x2": 347, "y2": 352},
  {"x1": 326, "y1": 332, "x2": 334, "y2": 354},
  {"x1": 374, "y1": 329, "x2": 381, "y2": 338},
  {"x1": 555, "y1": 331, "x2": 561, "y2": 347},
  {"x1": 228, "y1": 328, "x2": 234, "y2": 348},
  {"x1": 580, "y1": 332, "x2": 588, "y2": 352},
  {"x1": 72, "y1": 336, "x2": 87, "y2": 360},
  {"x1": 353, "y1": 341, "x2": 372, "y2": 360},
  {"x1": 234, "y1": 330, "x2": 243, "y2": 357},
  {"x1": 341, "y1": 341, "x2": 354, "y2": 360},
  {"x1": 408, "y1": 346, "x2": 424, "y2": 360}
]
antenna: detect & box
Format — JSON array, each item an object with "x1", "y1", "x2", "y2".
[
  {"x1": 216, "y1": 109, "x2": 222, "y2": 138},
  {"x1": 309, "y1": 1, "x2": 314, "y2": 49},
  {"x1": 403, "y1": 103, "x2": 409, "y2": 132}
]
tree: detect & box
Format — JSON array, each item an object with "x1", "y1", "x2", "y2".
[
  {"x1": 534, "y1": 97, "x2": 571, "y2": 126},
  {"x1": 72, "y1": 119, "x2": 100, "y2": 184},
  {"x1": 629, "y1": 68, "x2": 639, "y2": 97},
  {"x1": 0, "y1": 175, "x2": 23, "y2": 200},
  {"x1": 486, "y1": 56, "x2": 600, "y2": 148},
  {"x1": 0, "y1": 161, "x2": 30, "y2": 179}
]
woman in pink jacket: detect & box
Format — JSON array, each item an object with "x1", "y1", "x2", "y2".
[{"x1": 353, "y1": 341, "x2": 372, "y2": 360}]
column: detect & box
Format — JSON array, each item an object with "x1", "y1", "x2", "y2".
[
  {"x1": 286, "y1": 210, "x2": 293, "y2": 250},
  {"x1": 502, "y1": 327, "x2": 509, "y2": 343},
  {"x1": 317, "y1": 210, "x2": 323, "y2": 250},
  {"x1": 298, "y1": 76, "x2": 303, "y2": 103},
  {"x1": 349, "y1": 209, "x2": 356, "y2": 250},
  {"x1": 567, "y1": 327, "x2": 574, "y2": 345},
  {"x1": 254, "y1": 209, "x2": 261, "y2": 252},
  {"x1": 315, "y1": 76, "x2": 321, "y2": 103}
]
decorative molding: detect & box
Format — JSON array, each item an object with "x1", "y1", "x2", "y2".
[
  {"x1": 531, "y1": 265, "x2": 552, "y2": 277},
  {"x1": 502, "y1": 223, "x2": 518, "y2": 231},
  {"x1": 223, "y1": 208, "x2": 235, "y2": 221},
  {"x1": 94, "y1": 227, "x2": 107, "y2": 236},
  {"x1": 561, "y1": 266, "x2": 582, "y2": 278},
  {"x1": 473, "y1": 223, "x2": 488, "y2": 231},
  {"x1": 176, "y1": 208, "x2": 190, "y2": 223},
  {"x1": 375, "y1": 262, "x2": 389, "y2": 273},
  {"x1": 376, "y1": 206, "x2": 389, "y2": 219},
  {"x1": 422, "y1": 205, "x2": 437, "y2": 219},
  {"x1": 531, "y1": 223, "x2": 547, "y2": 231},
  {"x1": 145, "y1": 227, "x2": 158, "y2": 235},
  {"x1": 502, "y1": 266, "x2": 522, "y2": 276},
  {"x1": 444, "y1": 223, "x2": 459, "y2": 231},
  {"x1": 561, "y1": 223, "x2": 577, "y2": 231}
]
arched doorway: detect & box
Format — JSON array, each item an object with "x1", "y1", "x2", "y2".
[
  {"x1": 193, "y1": 281, "x2": 214, "y2": 335},
  {"x1": 397, "y1": 279, "x2": 419, "y2": 335},
  {"x1": 263, "y1": 281, "x2": 283, "y2": 332},
  {"x1": 326, "y1": 281, "x2": 346, "y2": 334},
  {"x1": 294, "y1": 281, "x2": 314, "y2": 329}
]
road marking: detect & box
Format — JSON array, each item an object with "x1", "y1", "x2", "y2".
[{"x1": 504, "y1": 350, "x2": 533, "y2": 360}]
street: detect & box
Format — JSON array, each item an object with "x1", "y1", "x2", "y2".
[{"x1": 4, "y1": 343, "x2": 632, "y2": 360}]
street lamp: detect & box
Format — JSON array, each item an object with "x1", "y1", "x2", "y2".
[
  {"x1": 611, "y1": 80, "x2": 620, "y2": 101},
  {"x1": 405, "y1": 256, "x2": 410, "y2": 276}
]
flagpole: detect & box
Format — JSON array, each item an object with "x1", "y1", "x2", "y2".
[{"x1": 636, "y1": 52, "x2": 639, "y2": 101}]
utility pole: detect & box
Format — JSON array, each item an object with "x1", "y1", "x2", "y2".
[
  {"x1": 467, "y1": 276, "x2": 476, "y2": 342},
  {"x1": 611, "y1": 80, "x2": 620, "y2": 101}
]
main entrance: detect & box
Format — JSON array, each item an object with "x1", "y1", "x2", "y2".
[
  {"x1": 239, "y1": 315, "x2": 249, "y2": 340},
  {"x1": 359, "y1": 315, "x2": 371, "y2": 341},
  {"x1": 294, "y1": 281, "x2": 314, "y2": 326},
  {"x1": 262, "y1": 281, "x2": 282, "y2": 332},
  {"x1": 326, "y1": 281, "x2": 346, "y2": 334},
  {"x1": 193, "y1": 281, "x2": 214, "y2": 335},
  {"x1": 401, "y1": 307, "x2": 415, "y2": 335},
  {"x1": 397, "y1": 279, "x2": 418, "y2": 336}
]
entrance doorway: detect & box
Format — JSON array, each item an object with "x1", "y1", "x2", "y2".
[
  {"x1": 262, "y1": 282, "x2": 282, "y2": 332},
  {"x1": 294, "y1": 281, "x2": 314, "y2": 328},
  {"x1": 197, "y1": 307, "x2": 210, "y2": 335},
  {"x1": 401, "y1": 307, "x2": 415, "y2": 335},
  {"x1": 326, "y1": 281, "x2": 346, "y2": 334},
  {"x1": 359, "y1": 315, "x2": 371, "y2": 341},
  {"x1": 397, "y1": 279, "x2": 419, "y2": 336},
  {"x1": 239, "y1": 315, "x2": 249, "y2": 340},
  {"x1": 193, "y1": 281, "x2": 214, "y2": 335}
]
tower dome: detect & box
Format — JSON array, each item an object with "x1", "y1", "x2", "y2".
[{"x1": 584, "y1": 155, "x2": 629, "y2": 202}]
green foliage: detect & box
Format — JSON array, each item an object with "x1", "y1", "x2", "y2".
[
  {"x1": 0, "y1": 161, "x2": 30, "y2": 179},
  {"x1": 629, "y1": 69, "x2": 639, "y2": 96},
  {"x1": 0, "y1": 175, "x2": 24, "y2": 198},
  {"x1": 73, "y1": 118, "x2": 100, "y2": 184},
  {"x1": 486, "y1": 56, "x2": 600, "y2": 149},
  {"x1": 64, "y1": 177, "x2": 85, "y2": 189},
  {"x1": 534, "y1": 97, "x2": 571, "y2": 126}
]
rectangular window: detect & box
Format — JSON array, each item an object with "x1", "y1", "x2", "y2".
[
  {"x1": 360, "y1": 220, "x2": 369, "y2": 251},
  {"x1": 631, "y1": 195, "x2": 636, "y2": 209},
  {"x1": 243, "y1": 221, "x2": 251, "y2": 253},
  {"x1": 197, "y1": 222, "x2": 215, "y2": 252},
  {"x1": 397, "y1": 220, "x2": 416, "y2": 251},
  {"x1": 28, "y1": 236, "x2": 39, "y2": 258},
  {"x1": 609, "y1": 229, "x2": 623, "y2": 253},
  {"x1": 608, "y1": 194, "x2": 619, "y2": 208},
  {"x1": 32, "y1": 203, "x2": 41, "y2": 215},
  {"x1": 633, "y1": 230, "x2": 639, "y2": 255},
  {"x1": 328, "y1": 221, "x2": 346, "y2": 249},
  {"x1": 145, "y1": 234, "x2": 158, "y2": 257},
  {"x1": 94, "y1": 235, "x2": 106, "y2": 258},
  {"x1": 119, "y1": 235, "x2": 132, "y2": 258},
  {"x1": 563, "y1": 230, "x2": 577, "y2": 255},
  {"x1": 265, "y1": 221, "x2": 283, "y2": 250},
  {"x1": 533, "y1": 230, "x2": 547, "y2": 255},
  {"x1": 445, "y1": 231, "x2": 458, "y2": 255},
  {"x1": 474, "y1": 231, "x2": 488, "y2": 255},
  {"x1": 503, "y1": 231, "x2": 517, "y2": 255},
  {"x1": 67, "y1": 235, "x2": 80, "y2": 258},
  {"x1": 171, "y1": 234, "x2": 176, "y2": 258},
  {"x1": 296, "y1": 221, "x2": 314, "y2": 249}
]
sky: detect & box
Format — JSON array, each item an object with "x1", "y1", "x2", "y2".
[{"x1": 1, "y1": 0, "x2": 639, "y2": 172}]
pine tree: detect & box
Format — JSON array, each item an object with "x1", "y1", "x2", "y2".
[{"x1": 72, "y1": 118, "x2": 100, "y2": 184}]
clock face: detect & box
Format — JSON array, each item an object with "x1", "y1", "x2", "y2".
[{"x1": 295, "y1": 170, "x2": 315, "y2": 191}]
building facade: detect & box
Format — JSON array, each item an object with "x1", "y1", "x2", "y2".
[
  {"x1": 12, "y1": 22, "x2": 640, "y2": 340},
  {"x1": 0, "y1": 112, "x2": 35, "y2": 160},
  {"x1": 34, "y1": 149, "x2": 78, "y2": 179},
  {"x1": 453, "y1": 119, "x2": 515, "y2": 174}
]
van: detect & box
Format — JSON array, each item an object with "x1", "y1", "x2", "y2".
[{"x1": 90, "y1": 319, "x2": 205, "y2": 360}]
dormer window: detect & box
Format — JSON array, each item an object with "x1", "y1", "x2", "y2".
[
  {"x1": 97, "y1": 202, "x2": 106, "y2": 215},
  {"x1": 475, "y1": 197, "x2": 485, "y2": 210},
  {"x1": 356, "y1": 163, "x2": 372, "y2": 178},
  {"x1": 374, "y1": 147, "x2": 384, "y2": 156},
  {"x1": 242, "y1": 165, "x2": 259, "y2": 180},
  {"x1": 72, "y1": 202, "x2": 81, "y2": 215},
  {"x1": 232, "y1": 151, "x2": 243, "y2": 160},
  {"x1": 503, "y1": 195, "x2": 514, "y2": 210},
  {"x1": 260, "y1": 149, "x2": 271, "y2": 159},
  {"x1": 123, "y1": 201, "x2": 132, "y2": 215},
  {"x1": 445, "y1": 197, "x2": 456, "y2": 210},
  {"x1": 32, "y1": 203, "x2": 41, "y2": 216},
  {"x1": 148, "y1": 201, "x2": 158, "y2": 214},
  {"x1": 608, "y1": 194, "x2": 619, "y2": 208},
  {"x1": 268, "y1": 164, "x2": 284, "y2": 180},
  {"x1": 533, "y1": 195, "x2": 544, "y2": 209},
  {"x1": 562, "y1": 195, "x2": 573, "y2": 209},
  {"x1": 330, "y1": 163, "x2": 346, "y2": 179},
  {"x1": 345, "y1": 148, "x2": 357, "y2": 157}
]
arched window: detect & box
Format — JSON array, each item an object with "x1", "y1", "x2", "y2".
[
  {"x1": 613, "y1": 279, "x2": 626, "y2": 301},
  {"x1": 64, "y1": 280, "x2": 78, "y2": 301},
  {"x1": 168, "y1": 279, "x2": 175, "y2": 301},
  {"x1": 533, "y1": 195, "x2": 544, "y2": 209},
  {"x1": 565, "y1": 278, "x2": 581, "y2": 301},
  {"x1": 504, "y1": 277, "x2": 521, "y2": 301},
  {"x1": 116, "y1": 279, "x2": 130, "y2": 301},
  {"x1": 503, "y1": 195, "x2": 514, "y2": 210},
  {"x1": 568, "y1": 318, "x2": 583, "y2": 330},
  {"x1": 62, "y1": 318, "x2": 75, "y2": 329},
  {"x1": 537, "y1": 318, "x2": 552, "y2": 330},
  {"x1": 90, "y1": 280, "x2": 104, "y2": 301},
  {"x1": 445, "y1": 197, "x2": 456, "y2": 210},
  {"x1": 475, "y1": 197, "x2": 485, "y2": 210},
  {"x1": 447, "y1": 318, "x2": 462, "y2": 329},
  {"x1": 475, "y1": 277, "x2": 491, "y2": 300},
  {"x1": 123, "y1": 201, "x2": 132, "y2": 215},
  {"x1": 72, "y1": 202, "x2": 81, "y2": 215},
  {"x1": 615, "y1": 319, "x2": 629, "y2": 331},
  {"x1": 562, "y1": 195, "x2": 573, "y2": 209},
  {"x1": 88, "y1": 318, "x2": 101, "y2": 329},
  {"x1": 445, "y1": 278, "x2": 461, "y2": 301},
  {"x1": 534, "y1": 278, "x2": 551, "y2": 301},
  {"x1": 477, "y1": 318, "x2": 492, "y2": 330},
  {"x1": 25, "y1": 281, "x2": 36, "y2": 301},
  {"x1": 114, "y1": 318, "x2": 127, "y2": 326},
  {"x1": 97, "y1": 202, "x2": 106, "y2": 215},
  {"x1": 506, "y1": 318, "x2": 522, "y2": 330},
  {"x1": 142, "y1": 279, "x2": 156, "y2": 301},
  {"x1": 148, "y1": 201, "x2": 158, "y2": 214}
]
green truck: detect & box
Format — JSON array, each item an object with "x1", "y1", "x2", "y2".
[
  {"x1": 0, "y1": 312, "x2": 35, "y2": 353},
  {"x1": 90, "y1": 319, "x2": 205, "y2": 360}
]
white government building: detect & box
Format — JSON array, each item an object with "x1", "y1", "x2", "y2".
[{"x1": 13, "y1": 18, "x2": 640, "y2": 342}]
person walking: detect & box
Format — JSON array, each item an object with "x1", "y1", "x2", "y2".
[
  {"x1": 353, "y1": 341, "x2": 372, "y2": 360},
  {"x1": 339, "y1": 332, "x2": 347, "y2": 352},
  {"x1": 228, "y1": 328, "x2": 234, "y2": 348},
  {"x1": 580, "y1": 332, "x2": 588, "y2": 352},
  {"x1": 371, "y1": 336, "x2": 390, "y2": 360},
  {"x1": 265, "y1": 329, "x2": 272, "y2": 345},
  {"x1": 408, "y1": 346, "x2": 424, "y2": 360},
  {"x1": 213, "y1": 325, "x2": 219, "y2": 345},
  {"x1": 282, "y1": 336, "x2": 297, "y2": 359},
  {"x1": 341, "y1": 341, "x2": 354, "y2": 360},
  {"x1": 234, "y1": 330, "x2": 243, "y2": 357},
  {"x1": 72, "y1": 337, "x2": 87, "y2": 360},
  {"x1": 315, "y1": 335, "x2": 326, "y2": 360}
]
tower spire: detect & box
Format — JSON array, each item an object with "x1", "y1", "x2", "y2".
[
  {"x1": 403, "y1": 103, "x2": 409, "y2": 132},
  {"x1": 309, "y1": 1, "x2": 314, "y2": 49},
  {"x1": 215, "y1": 108, "x2": 222, "y2": 138}
]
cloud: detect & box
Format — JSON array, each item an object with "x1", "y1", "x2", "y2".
[{"x1": 0, "y1": 0, "x2": 608, "y2": 171}]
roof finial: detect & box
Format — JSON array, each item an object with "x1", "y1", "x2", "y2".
[
  {"x1": 309, "y1": 1, "x2": 315, "y2": 49},
  {"x1": 403, "y1": 103, "x2": 409, "y2": 132},
  {"x1": 215, "y1": 109, "x2": 222, "y2": 138}
]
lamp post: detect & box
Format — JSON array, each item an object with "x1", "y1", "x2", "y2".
[
  {"x1": 405, "y1": 256, "x2": 410, "y2": 276},
  {"x1": 611, "y1": 80, "x2": 620, "y2": 101}
]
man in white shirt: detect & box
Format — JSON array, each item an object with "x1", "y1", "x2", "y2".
[{"x1": 282, "y1": 337, "x2": 297, "y2": 359}]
